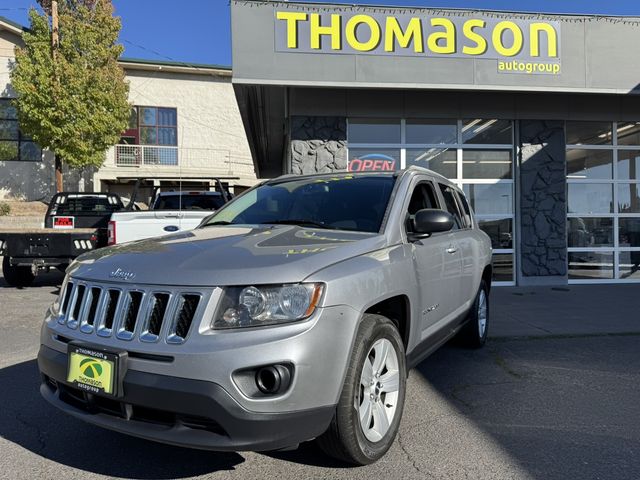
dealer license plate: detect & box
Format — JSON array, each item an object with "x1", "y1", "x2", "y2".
[
  {"x1": 53, "y1": 216, "x2": 75, "y2": 229},
  {"x1": 67, "y1": 345, "x2": 119, "y2": 396}
]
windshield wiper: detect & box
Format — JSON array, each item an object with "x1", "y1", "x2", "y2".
[{"x1": 261, "y1": 219, "x2": 331, "y2": 229}]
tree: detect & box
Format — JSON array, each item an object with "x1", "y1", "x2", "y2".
[{"x1": 10, "y1": 0, "x2": 130, "y2": 192}]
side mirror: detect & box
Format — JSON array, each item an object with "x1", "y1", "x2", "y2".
[{"x1": 411, "y1": 209, "x2": 454, "y2": 238}]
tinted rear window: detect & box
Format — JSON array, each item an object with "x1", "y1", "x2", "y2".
[
  {"x1": 155, "y1": 194, "x2": 226, "y2": 211},
  {"x1": 52, "y1": 196, "x2": 122, "y2": 215}
]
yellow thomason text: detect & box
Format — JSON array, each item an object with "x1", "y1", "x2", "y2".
[{"x1": 276, "y1": 12, "x2": 558, "y2": 58}]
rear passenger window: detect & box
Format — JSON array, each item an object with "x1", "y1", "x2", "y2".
[
  {"x1": 438, "y1": 184, "x2": 464, "y2": 230},
  {"x1": 455, "y1": 191, "x2": 473, "y2": 228}
]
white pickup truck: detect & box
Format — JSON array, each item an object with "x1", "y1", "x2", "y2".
[{"x1": 108, "y1": 190, "x2": 228, "y2": 245}]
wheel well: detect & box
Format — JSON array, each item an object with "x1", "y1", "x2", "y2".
[
  {"x1": 482, "y1": 264, "x2": 492, "y2": 292},
  {"x1": 365, "y1": 295, "x2": 410, "y2": 349}
]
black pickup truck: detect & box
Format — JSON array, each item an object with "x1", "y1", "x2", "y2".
[{"x1": 0, "y1": 192, "x2": 125, "y2": 287}]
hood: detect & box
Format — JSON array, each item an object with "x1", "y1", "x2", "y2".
[{"x1": 68, "y1": 225, "x2": 387, "y2": 286}]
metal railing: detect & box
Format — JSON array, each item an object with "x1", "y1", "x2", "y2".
[
  {"x1": 113, "y1": 145, "x2": 256, "y2": 176},
  {"x1": 115, "y1": 144, "x2": 179, "y2": 166}
]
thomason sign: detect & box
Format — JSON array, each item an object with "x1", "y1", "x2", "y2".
[{"x1": 275, "y1": 10, "x2": 561, "y2": 74}]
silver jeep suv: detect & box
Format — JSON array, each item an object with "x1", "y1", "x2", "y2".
[{"x1": 38, "y1": 167, "x2": 492, "y2": 465}]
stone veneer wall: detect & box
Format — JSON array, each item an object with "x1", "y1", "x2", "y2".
[
  {"x1": 519, "y1": 120, "x2": 567, "y2": 279},
  {"x1": 290, "y1": 116, "x2": 347, "y2": 174}
]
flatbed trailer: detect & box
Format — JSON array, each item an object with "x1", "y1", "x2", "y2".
[{"x1": 0, "y1": 193, "x2": 124, "y2": 287}]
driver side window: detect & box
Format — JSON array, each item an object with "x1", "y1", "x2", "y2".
[{"x1": 406, "y1": 182, "x2": 439, "y2": 234}]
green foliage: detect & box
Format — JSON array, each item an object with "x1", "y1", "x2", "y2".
[
  {"x1": 0, "y1": 202, "x2": 10, "y2": 216},
  {"x1": 10, "y1": 1, "x2": 130, "y2": 169},
  {"x1": 0, "y1": 142, "x2": 18, "y2": 161}
]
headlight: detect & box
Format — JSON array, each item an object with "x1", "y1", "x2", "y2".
[{"x1": 213, "y1": 283, "x2": 324, "y2": 329}]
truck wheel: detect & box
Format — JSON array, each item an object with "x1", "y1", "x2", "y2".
[
  {"x1": 317, "y1": 314, "x2": 406, "y2": 465},
  {"x1": 2, "y1": 256, "x2": 35, "y2": 288},
  {"x1": 457, "y1": 280, "x2": 489, "y2": 349}
]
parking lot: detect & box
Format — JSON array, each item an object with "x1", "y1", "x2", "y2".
[{"x1": 1, "y1": 268, "x2": 639, "y2": 480}]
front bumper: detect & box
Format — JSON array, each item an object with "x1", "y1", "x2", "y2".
[{"x1": 38, "y1": 345, "x2": 334, "y2": 451}]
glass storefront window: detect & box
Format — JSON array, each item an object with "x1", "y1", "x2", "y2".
[
  {"x1": 0, "y1": 119, "x2": 19, "y2": 140},
  {"x1": 619, "y1": 218, "x2": 640, "y2": 247},
  {"x1": 463, "y1": 183, "x2": 513, "y2": 215},
  {"x1": 617, "y1": 150, "x2": 640, "y2": 180},
  {"x1": 492, "y1": 254, "x2": 514, "y2": 282},
  {"x1": 140, "y1": 127, "x2": 157, "y2": 145},
  {"x1": 462, "y1": 149, "x2": 512, "y2": 179},
  {"x1": 567, "y1": 184, "x2": 613, "y2": 214},
  {"x1": 348, "y1": 149, "x2": 400, "y2": 172},
  {"x1": 566, "y1": 149, "x2": 613, "y2": 179},
  {"x1": 348, "y1": 119, "x2": 401, "y2": 144},
  {"x1": 618, "y1": 252, "x2": 640, "y2": 279},
  {"x1": 19, "y1": 142, "x2": 41, "y2": 162},
  {"x1": 0, "y1": 98, "x2": 42, "y2": 162},
  {"x1": 618, "y1": 184, "x2": 640, "y2": 213},
  {"x1": 0, "y1": 100, "x2": 16, "y2": 118},
  {"x1": 462, "y1": 119, "x2": 512, "y2": 145},
  {"x1": 347, "y1": 116, "x2": 516, "y2": 284},
  {"x1": 405, "y1": 148, "x2": 456, "y2": 178},
  {"x1": 0, "y1": 141, "x2": 18, "y2": 161},
  {"x1": 477, "y1": 218, "x2": 513, "y2": 249},
  {"x1": 567, "y1": 217, "x2": 613, "y2": 248},
  {"x1": 568, "y1": 252, "x2": 614, "y2": 280},
  {"x1": 140, "y1": 107, "x2": 157, "y2": 126},
  {"x1": 566, "y1": 121, "x2": 613, "y2": 145},
  {"x1": 616, "y1": 122, "x2": 640, "y2": 146},
  {"x1": 566, "y1": 120, "x2": 640, "y2": 282},
  {"x1": 405, "y1": 119, "x2": 457, "y2": 144},
  {"x1": 158, "y1": 108, "x2": 177, "y2": 126}
]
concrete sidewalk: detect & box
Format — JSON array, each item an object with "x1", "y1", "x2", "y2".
[{"x1": 490, "y1": 284, "x2": 640, "y2": 338}]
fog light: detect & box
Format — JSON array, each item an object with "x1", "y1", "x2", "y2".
[{"x1": 255, "y1": 364, "x2": 291, "y2": 395}]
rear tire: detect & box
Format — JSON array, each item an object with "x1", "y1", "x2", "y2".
[
  {"x1": 458, "y1": 280, "x2": 489, "y2": 348},
  {"x1": 317, "y1": 314, "x2": 406, "y2": 465},
  {"x1": 2, "y1": 256, "x2": 35, "y2": 288}
]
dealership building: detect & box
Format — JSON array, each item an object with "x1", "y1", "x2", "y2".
[{"x1": 231, "y1": 0, "x2": 640, "y2": 285}]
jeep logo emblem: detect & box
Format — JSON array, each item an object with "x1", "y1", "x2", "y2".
[{"x1": 109, "y1": 268, "x2": 136, "y2": 281}]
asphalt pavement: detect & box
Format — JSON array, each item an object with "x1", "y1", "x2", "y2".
[{"x1": 0, "y1": 267, "x2": 639, "y2": 480}]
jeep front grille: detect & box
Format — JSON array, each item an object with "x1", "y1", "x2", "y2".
[
  {"x1": 56, "y1": 280, "x2": 205, "y2": 344},
  {"x1": 168, "y1": 294, "x2": 200, "y2": 343},
  {"x1": 141, "y1": 293, "x2": 170, "y2": 342}
]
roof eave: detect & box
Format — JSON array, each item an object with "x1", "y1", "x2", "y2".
[
  {"x1": 118, "y1": 58, "x2": 232, "y2": 76},
  {"x1": 0, "y1": 16, "x2": 28, "y2": 35}
]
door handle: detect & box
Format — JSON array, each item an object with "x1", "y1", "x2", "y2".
[{"x1": 446, "y1": 245, "x2": 458, "y2": 254}]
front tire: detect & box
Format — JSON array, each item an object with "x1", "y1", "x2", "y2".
[
  {"x1": 458, "y1": 280, "x2": 489, "y2": 348},
  {"x1": 317, "y1": 314, "x2": 406, "y2": 465},
  {"x1": 2, "y1": 256, "x2": 35, "y2": 288}
]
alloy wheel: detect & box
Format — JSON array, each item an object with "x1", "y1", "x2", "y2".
[{"x1": 357, "y1": 338, "x2": 400, "y2": 443}]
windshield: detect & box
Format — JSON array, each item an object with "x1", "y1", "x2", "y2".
[
  {"x1": 154, "y1": 194, "x2": 226, "y2": 211},
  {"x1": 201, "y1": 175, "x2": 396, "y2": 233}
]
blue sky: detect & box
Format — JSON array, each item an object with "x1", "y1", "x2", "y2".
[{"x1": 2, "y1": 0, "x2": 640, "y2": 66}]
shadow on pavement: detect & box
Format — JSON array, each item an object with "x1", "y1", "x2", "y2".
[
  {"x1": 265, "y1": 442, "x2": 348, "y2": 468},
  {"x1": 0, "y1": 266, "x2": 65, "y2": 290},
  {"x1": 0, "y1": 360, "x2": 245, "y2": 478},
  {"x1": 412, "y1": 336, "x2": 640, "y2": 480}
]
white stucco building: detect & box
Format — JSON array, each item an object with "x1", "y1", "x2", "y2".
[{"x1": 0, "y1": 16, "x2": 257, "y2": 202}]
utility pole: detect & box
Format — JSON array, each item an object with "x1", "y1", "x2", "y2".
[{"x1": 51, "y1": 0, "x2": 63, "y2": 193}]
